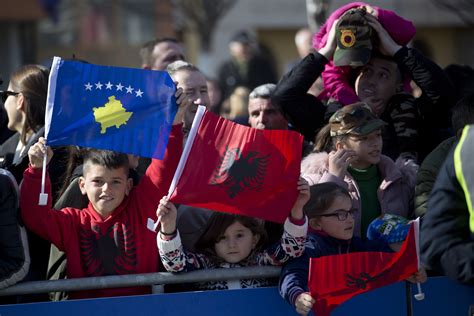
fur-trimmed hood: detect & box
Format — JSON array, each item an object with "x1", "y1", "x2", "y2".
[{"x1": 301, "y1": 152, "x2": 330, "y2": 185}]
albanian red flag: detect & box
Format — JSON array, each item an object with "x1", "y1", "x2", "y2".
[
  {"x1": 168, "y1": 107, "x2": 303, "y2": 223},
  {"x1": 308, "y1": 221, "x2": 419, "y2": 316}
]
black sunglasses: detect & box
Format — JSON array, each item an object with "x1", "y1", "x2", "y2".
[
  {"x1": 0, "y1": 90, "x2": 19, "y2": 104},
  {"x1": 318, "y1": 208, "x2": 357, "y2": 221}
]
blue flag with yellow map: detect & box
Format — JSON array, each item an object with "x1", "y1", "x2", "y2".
[{"x1": 45, "y1": 56, "x2": 177, "y2": 159}]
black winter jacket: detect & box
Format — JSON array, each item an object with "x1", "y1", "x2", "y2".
[
  {"x1": 272, "y1": 52, "x2": 328, "y2": 143},
  {"x1": 0, "y1": 169, "x2": 29, "y2": 289},
  {"x1": 421, "y1": 143, "x2": 474, "y2": 284}
]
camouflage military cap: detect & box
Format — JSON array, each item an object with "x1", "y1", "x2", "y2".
[
  {"x1": 333, "y1": 8, "x2": 373, "y2": 67},
  {"x1": 329, "y1": 102, "x2": 386, "y2": 136}
]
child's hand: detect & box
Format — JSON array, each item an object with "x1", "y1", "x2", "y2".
[
  {"x1": 318, "y1": 18, "x2": 339, "y2": 60},
  {"x1": 174, "y1": 86, "x2": 191, "y2": 125},
  {"x1": 328, "y1": 148, "x2": 357, "y2": 178},
  {"x1": 28, "y1": 137, "x2": 53, "y2": 169},
  {"x1": 406, "y1": 267, "x2": 428, "y2": 284},
  {"x1": 361, "y1": 5, "x2": 378, "y2": 18},
  {"x1": 156, "y1": 196, "x2": 177, "y2": 235},
  {"x1": 295, "y1": 292, "x2": 315, "y2": 315},
  {"x1": 291, "y1": 177, "x2": 310, "y2": 220},
  {"x1": 365, "y1": 14, "x2": 402, "y2": 56}
]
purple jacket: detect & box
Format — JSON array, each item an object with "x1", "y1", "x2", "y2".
[
  {"x1": 301, "y1": 152, "x2": 416, "y2": 236},
  {"x1": 313, "y1": 2, "x2": 416, "y2": 104}
]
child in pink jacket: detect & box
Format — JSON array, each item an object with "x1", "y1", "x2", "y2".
[{"x1": 314, "y1": 2, "x2": 416, "y2": 105}]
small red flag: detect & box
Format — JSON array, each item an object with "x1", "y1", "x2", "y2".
[
  {"x1": 308, "y1": 221, "x2": 419, "y2": 316},
  {"x1": 168, "y1": 108, "x2": 303, "y2": 223}
]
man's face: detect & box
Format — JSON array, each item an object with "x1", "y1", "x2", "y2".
[
  {"x1": 172, "y1": 69, "x2": 210, "y2": 128},
  {"x1": 151, "y1": 41, "x2": 185, "y2": 71},
  {"x1": 248, "y1": 98, "x2": 288, "y2": 130},
  {"x1": 355, "y1": 57, "x2": 401, "y2": 116}
]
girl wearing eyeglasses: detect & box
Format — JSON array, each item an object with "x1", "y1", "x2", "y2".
[
  {"x1": 279, "y1": 182, "x2": 425, "y2": 316},
  {"x1": 301, "y1": 102, "x2": 416, "y2": 238}
]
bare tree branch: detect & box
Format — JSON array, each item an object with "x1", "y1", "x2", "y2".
[
  {"x1": 305, "y1": 0, "x2": 330, "y2": 33},
  {"x1": 173, "y1": 0, "x2": 237, "y2": 52},
  {"x1": 432, "y1": 0, "x2": 474, "y2": 26}
]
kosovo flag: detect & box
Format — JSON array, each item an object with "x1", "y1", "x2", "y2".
[
  {"x1": 45, "y1": 56, "x2": 177, "y2": 159},
  {"x1": 169, "y1": 107, "x2": 303, "y2": 223}
]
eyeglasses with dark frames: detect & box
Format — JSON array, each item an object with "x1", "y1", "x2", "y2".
[
  {"x1": 0, "y1": 90, "x2": 19, "y2": 104},
  {"x1": 318, "y1": 208, "x2": 358, "y2": 221}
]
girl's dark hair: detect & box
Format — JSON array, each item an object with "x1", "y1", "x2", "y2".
[
  {"x1": 194, "y1": 212, "x2": 268, "y2": 263},
  {"x1": 57, "y1": 146, "x2": 88, "y2": 198},
  {"x1": 303, "y1": 183, "x2": 351, "y2": 218},
  {"x1": 83, "y1": 149, "x2": 130, "y2": 176},
  {"x1": 313, "y1": 124, "x2": 348, "y2": 153},
  {"x1": 9, "y1": 65, "x2": 49, "y2": 144}
]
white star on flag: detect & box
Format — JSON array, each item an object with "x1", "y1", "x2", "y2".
[
  {"x1": 95, "y1": 82, "x2": 103, "y2": 90},
  {"x1": 105, "y1": 81, "x2": 113, "y2": 90},
  {"x1": 135, "y1": 89, "x2": 143, "y2": 97},
  {"x1": 116, "y1": 83, "x2": 124, "y2": 91},
  {"x1": 84, "y1": 82, "x2": 93, "y2": 91},
  {"x1": 126, "y1": 86, "x2": 134, "y2": 94}
]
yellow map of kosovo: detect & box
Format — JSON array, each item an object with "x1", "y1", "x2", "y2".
[{"x1": 93, "y1": 96, "x2": 133, "y2": 134}]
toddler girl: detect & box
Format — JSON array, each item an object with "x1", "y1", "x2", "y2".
[{"x1": 157, "y1": 178, "x2": 309, "y2": 290}]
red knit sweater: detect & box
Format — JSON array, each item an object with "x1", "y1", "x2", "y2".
[{"x1": 20, "y1": 125, "x2": 183, "y2": 299}]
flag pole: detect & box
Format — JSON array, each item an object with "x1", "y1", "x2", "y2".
[
  {"x1": 146, "y1": 105, "x2": 207, "y2": 232},
  {"x1": 38, "y1": 146, "x2": 48, "y2": 205},
  {"x1": 39, "y1": 56, "x2": 60, "y2": 206},
  {"x1": 412, "y1": 217, "x2": 425, "y2": 300}
]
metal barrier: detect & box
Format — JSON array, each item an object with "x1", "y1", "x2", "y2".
[
  {"x1": 0, "y1": 266, "x2": 281, "y2": 296},
  {"x1": 0, "y1": 268, "x2": 472, "y2": 316},
  {"x1": 0, "y1": 276, "x2": 473, "y2": 316}
]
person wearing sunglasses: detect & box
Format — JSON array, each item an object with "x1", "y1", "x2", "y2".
[
  {"x1": 0, "y1": 65, "x2": 69, "y2": 301},
  {"x1": 0, "y1": 65, "x2": 54, "y2": 184},
  {"x1": 279, "y1": 182, "x2": 426, "y2": 316}
]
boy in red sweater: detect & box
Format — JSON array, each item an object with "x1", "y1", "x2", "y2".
[{"x1": 20, "y1": 92, "x2": 188, "y2": 299}]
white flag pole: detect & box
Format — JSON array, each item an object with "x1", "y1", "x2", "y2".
[
  {"x1": 412, "y1": 217, "x2": 425, "y2": 301},
  {"x1": 38, "y1": 56, "x2": 61, "y2": 206},
  {"x1": 38, "y1": 148, "x2": 48, "y2": 205},
  {"x1": 147, "y1": 105, "x2": 207, "y2": 232}
]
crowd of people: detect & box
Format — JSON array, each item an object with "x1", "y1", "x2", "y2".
[{"x1": 0, "y1": 2, "x2": 473, "y2": 314}]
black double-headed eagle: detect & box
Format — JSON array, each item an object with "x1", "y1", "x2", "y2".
[{"x1": 210, "y1": 146, "x2": 270, "y2": 198}]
